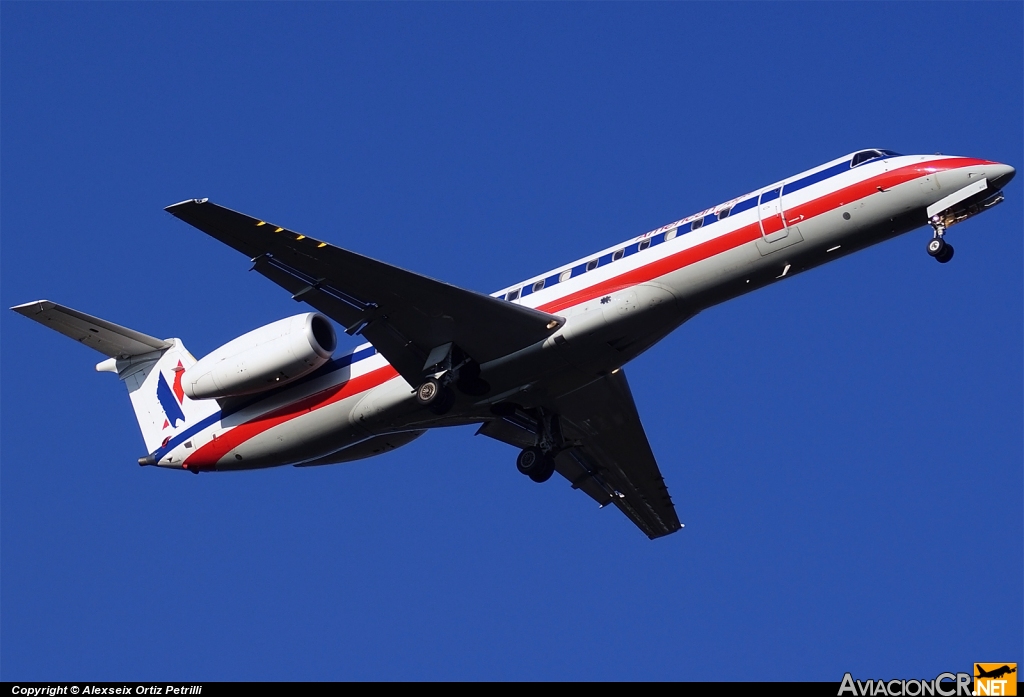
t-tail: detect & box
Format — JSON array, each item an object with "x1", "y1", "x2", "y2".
[{"x1": 10, "y1": 300, "x2": 219, "y2": 456}]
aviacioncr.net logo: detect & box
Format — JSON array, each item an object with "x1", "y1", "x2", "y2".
[
  {"x1": 974, "y1": 664, "x2": 1017, "y2": 696},
  {"x1": 838, "y1": 672, "x2": 973, "y2": 696}
]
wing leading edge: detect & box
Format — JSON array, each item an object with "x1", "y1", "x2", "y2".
[{"x1": 165, "y1": 199, "x2": 563, "y2": 387}]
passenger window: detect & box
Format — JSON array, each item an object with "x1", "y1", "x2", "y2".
[
  {"x1": 690, "y1": 218, "x2": 703, "y2": 231},
  {"x1": 638, "y1": 238, "x2": 651, "y2": 251},
  {"x1": 586, "y1": 259, "x2": 598, "y2": 271},
  {"x1": 559, "y1": 269, "x2": 572, "y2": 283},
  {"x1": 718, "y1": 207, "x2": 731, "y2": 220},
  {"x1": 612, "y1": 249, "x2": 624, "y2": 261},
  {"x1": 851, "y1": 150, "x2": 883, "y2": 167},
  {"x1": 665, "y1": 228, "x2": 678, "y2": 241},
  {"x1": 506, "y1": 289, "x2": 520, "y2": 301},
  {"x1": 533, "y1": 279, "x2": 545, "y2": 292}
]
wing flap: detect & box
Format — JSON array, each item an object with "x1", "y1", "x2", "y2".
[{"x1": 552, "y1": 371, "x2": 680, "y2": 539}]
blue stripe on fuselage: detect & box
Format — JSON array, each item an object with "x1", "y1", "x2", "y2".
[
  {"x1": 151, "y1": 154, "x2": 880, "y2": 464},
  {"x1": 496, "y1": 155, "x2": 862, "y2": 300},
  {"x1": 782, "y1": 160, "x2": 852, "y2": 196},
  {"x1": 729, "y1": 196, "x2": 757, "y2": 216},
  {"x1": 149, "y1": 345, "x2": 380, "y2": 462}
]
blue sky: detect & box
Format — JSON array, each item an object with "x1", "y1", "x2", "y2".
[{"x1": 2, "y1": 3, "x2": 1021, "y2": 681}]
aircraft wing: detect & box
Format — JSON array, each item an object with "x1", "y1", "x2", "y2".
[
  {"x1": 479, "y1": 370, "x2": 682, "y2": 539},
  {"x1": 165, "y1": 199, "x2": 563, "y2": 386}
]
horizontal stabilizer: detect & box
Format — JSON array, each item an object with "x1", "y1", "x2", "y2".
[{"x1": 11, "y1": 300, "x2": 171, "y2": 359}]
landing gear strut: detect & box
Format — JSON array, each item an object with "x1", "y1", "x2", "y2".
[
  {"x1": 927, "y1": 215, "x2": 955, "y2": 264},
  {"x1": 514, "y1": 408, "x2": 561, "y2": 483}
]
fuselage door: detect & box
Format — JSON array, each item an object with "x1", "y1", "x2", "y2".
[{"x1": 757, "y1": 187, "x2": 788, "y2": 242}]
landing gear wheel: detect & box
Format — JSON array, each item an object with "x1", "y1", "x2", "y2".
[
  {"x1": 927, "y1": 237, "x2": 946, "y2": 257},
  {"x1": 936, "y1": 243, "x2": 954, "y2": 264},
  {"x1": 415, "y1": 377, "x2": 455, "y2": 415},
  {"x1": 516, "y1": 447, "x2": 542, "y2": 475},
  {"x1": 428, "y1": 385, "x2": 456, "y2": 415},
  {"x1": 530, "y1": 455, "x2": 556, "y2": 483},
  {"x1": 416, "y1": 377, "x2": 441, "y2": 405},
  {"x1": 516, "y1": 447, "x2": 556, "y2": 483}
]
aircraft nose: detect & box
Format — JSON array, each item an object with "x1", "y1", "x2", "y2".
[{"x1": 986, "y1": 162, "x2": 1015, "y2": 191}]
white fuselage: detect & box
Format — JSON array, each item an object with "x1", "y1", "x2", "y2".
[{"x1": 149, "y1": 152, "x2": 1013, "y2": 472}]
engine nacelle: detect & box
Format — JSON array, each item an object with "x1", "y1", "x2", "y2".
[{"x1": 184, "y1": 313, "x2": 337, "y2": 400}]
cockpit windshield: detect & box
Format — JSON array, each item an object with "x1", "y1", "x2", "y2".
[
  {"x1": 851, "y1": 150, "x2": 883, "y2": 167},
  {"x1": 851, "y1": 149, "x2": 903, "y2": 167}
]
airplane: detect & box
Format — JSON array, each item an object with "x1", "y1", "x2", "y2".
[
  {"x1": 12, "y1": 149, "x2": 1015, "y2": 539},
  {"x1": 975, "y1": 665, "x2": 1017, "y2": 680}
]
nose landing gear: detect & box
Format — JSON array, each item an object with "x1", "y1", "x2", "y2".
[
  {"x1": 927, "y1": 216, "x2": 955, "y2": 264},
  {"x1": 927, "y1": 235, "x2": 954, "y2": 263}
]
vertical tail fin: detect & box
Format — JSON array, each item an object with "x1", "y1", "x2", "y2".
[
  {"x1": 11, "y1": 300, "x2": 219, "y2": 453},
  {"x1": 97, "y1": 340, "x2": 219, "y2": 452}
]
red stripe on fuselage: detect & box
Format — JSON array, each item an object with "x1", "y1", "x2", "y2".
[
  {"x1": 187, "y1": 157, "x2": 994, "y2": 466},
  {"x1": 184, "y1": 364, "x2": 400, "y2": 468},
  {"x1": 536, "y1": 158, "x2": 993, "y2": 315}
]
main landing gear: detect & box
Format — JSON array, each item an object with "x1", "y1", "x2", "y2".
[
  {"x1": 415, "y1": 376, "x2": 455, "y2": 415},
  {"x1": 414, "y1": 343, "x2": 488, "y2": 416},
  {"x1": 516, "y1": 446, "x2": 556, "y2": 483},
  {"x1": 511, "y1": 407, "x2": 561, "y2": 483},
  {"x1": 927, "y1": 215, "x2": 954, "y2": 264}
]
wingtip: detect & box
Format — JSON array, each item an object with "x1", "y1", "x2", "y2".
[
  {"x1": 164, "y1": 198, "x2": 209, "y2": 213},
  {"x1": 10, "y1": 299, "x2": 52, "y2": 314}
]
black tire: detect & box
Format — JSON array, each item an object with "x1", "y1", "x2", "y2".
[
  {"x1": 528, "y1": 454, "x2": 557, "y2": 483},
  {"x1": 516, "y1": 447, "x2": 544, "y2": 477},
  {"x1": 427, "y1": 385, "x2": 456, "y2": 415},
  {"x1": 415, "y1": 377, "x2": 441, "y2": 405},
  {"x1": 927, "y1": 237, "x2": 946, "y2": 257},
  {"x1": 936, "y1": 243, "x2": 955, "y2": 264}
]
